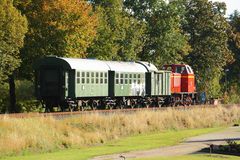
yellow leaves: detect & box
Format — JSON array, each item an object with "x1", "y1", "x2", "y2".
[{"x1": 34, "y1": 0, "x2": 98, "y2": 58}]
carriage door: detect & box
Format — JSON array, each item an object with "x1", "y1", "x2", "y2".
[
  {"x1": 154, "y1": 73, "x2": 159, "y2": 96},
  {"x1": 64, "y1": 71, "x2": 69, "y2": 98},
  {"x1": 40, "y1": 68, "x2": 61, "y2": 98}
]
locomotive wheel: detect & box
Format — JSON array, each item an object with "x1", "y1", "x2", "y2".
[
  {"x1": 184, "y1": 96, "x2": 192, "y2": 106},
  {"x1": 174, "y1": 97, "x2": 181, "y2": 107}
]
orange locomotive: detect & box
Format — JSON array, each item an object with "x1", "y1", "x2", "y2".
[{"x1": 163, "y1": 64, "x2": 197, "y2": 106}]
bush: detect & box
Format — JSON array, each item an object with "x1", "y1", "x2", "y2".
[
  {"x1": 0, "y1": 83, "x2": 9, "y2": 113},
  {"x1": 0, "y1": 80, "x2": 42, "y2": 113},
  {"x1": 15, "y1": 80, "x2": 43, "y2": 112},
  {"x1": 222, "y1": 84, "x2": 240, "y2": 104}
]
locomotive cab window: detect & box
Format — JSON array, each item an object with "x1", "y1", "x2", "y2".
[
  {"x1": 164, "y1": 66, "x2": 172, "y2": 71},
  {"x1": 175, "y1": 66, "x2": 185, "y2": 73}
]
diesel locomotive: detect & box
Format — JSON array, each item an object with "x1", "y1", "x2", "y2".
[{"x1": 34, "y1": 56, "x2": 197, "y2": 111}]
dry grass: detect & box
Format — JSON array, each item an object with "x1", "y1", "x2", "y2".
[{"x1": 0, "y1": 105, "x2": 240, "y2": 156}]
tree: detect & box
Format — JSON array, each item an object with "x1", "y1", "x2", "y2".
[
  {"x1": 0, "y1": 0, "x2": 27, "y2": 82},
  {"x1": 15, "y1": 0, "x2": 98, "y2": 79},
  {"x1": 183, "y1": 0, "x2": 233, "y2": 97},
  {"x1": 226, "y1": 10, "x2": 240, "y2": 91},
  {"x1": 0, "y1": 0, "x2": 28, "y2": 113},
  {"x1": 87, "y1": 0, "x2": 146, "y2": 61},
  {"x1": 124, "y1": 0, "x2": 191, "y2": 68}
]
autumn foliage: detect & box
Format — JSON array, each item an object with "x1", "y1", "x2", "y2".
[{"x1": 42, "y1": 0, "x2": 98, "y2": 57}]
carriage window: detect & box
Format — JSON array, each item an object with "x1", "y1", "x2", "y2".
[
  {"x1": 104, "y1": 72, "x2": 107, "y2": 84},
  {"x1": 129, "y1": 74, "x2": 132, "y2": 78},
  {"x1": 120, "y1": 74, "x2": 123, "y2": 78},
  {"x1": 77, "y1": 71, "x2": 81, "y2": 84},
  {"x1": 100, "y1": 72, "x2": 103, "y2": 84},
  {"x1": 82, "y1": 78, "x2": 85, "y2": 84},
  {"x1": 129, "y1": 79, "x2": 132, "y2": 84},
  {"x1": 86, "y1": 78, "x2": 90, "y2": 84},
  {"x1": 125, "y1": 79, "x2": 128, "y2": 84},
  {"x1": 138, "y1": 80, "x2": 140, "y2": 84},
  {"x1": 116, "y1": 79, "x2": 119, "y2": 84},
  {"x1": 82, "y1": 72, "x2": 85, "y2": 77},
  {"x1": 91, "y1": 77, "x2": 94, "y2": 83},
  {"x1": 120, "y1": 79, "x2": 123, "y2": 84},
  {"x1": 77, "y1": 72, "x2": 80, "y2": 77},
  {"x1": 96, "y1": 72, "x2": 99, "y2": 84},
  {"x1": 125, "y1": 74, "x2": 128, "y2": 78},
  {"x1": 81, "y1": 72, "x2": 85, "y2": 84},
  {"x1": 138, "y1": 74, "x2": 141, "y2": 78},
  {"x1": 87, "y1": 72, "x2": 90, "y2": 77},
  {"x1": 91, "y1": 72, "x2": 94, "y2": 83},
  {"x1": 96, "y1": 78, "x2": 99, "y2": 84},
  {"x1": 134, "y1": 74, "x2": 137, "y2": 78},
  {"x1": 116, "y1": 73, "x2": 119, "y2": 78}
]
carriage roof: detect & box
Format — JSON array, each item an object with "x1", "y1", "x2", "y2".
[{"x1": 34, "y1": 56, "x2": 158, "y2": 73}]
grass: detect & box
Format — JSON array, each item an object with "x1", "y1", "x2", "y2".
[
  {"x1": 0, "y1": 105, "x2": 240, "y2": 157},
  {"x1": 133, "y1": 154, "x2": 240, "y2": 160},
  {"x1": 0, "y1": 127, "x2": 222, "y2": 160}
]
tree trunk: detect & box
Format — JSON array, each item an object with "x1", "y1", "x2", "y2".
[{"x1": 8, "y1": 74, "x2": 17, "y2": 113}]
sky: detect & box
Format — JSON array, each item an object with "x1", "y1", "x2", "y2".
[{"x1": 210, "y1": 0, "x2": 240, "y2": 16}]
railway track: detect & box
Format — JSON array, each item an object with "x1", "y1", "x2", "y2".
[{"x1": 0, "y1": 104, "x2": 238, "y2": 119}]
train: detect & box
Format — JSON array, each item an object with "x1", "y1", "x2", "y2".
[{"x1": 34, "y1": 56, "x2": 197, "y2": 112}]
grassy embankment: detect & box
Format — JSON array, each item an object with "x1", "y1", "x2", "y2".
[
  {"x1": 0, "y1": 128, "x2": 226, "y2": 160},
  {"x1": 0, "y1": 105, "x2": 240, "y2": 159}
]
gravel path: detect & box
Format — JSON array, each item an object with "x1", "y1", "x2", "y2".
[{"x1": 91, "y1": 127, "x2": 240, "y2": 160}]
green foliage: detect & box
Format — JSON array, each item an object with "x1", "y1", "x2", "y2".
[
  {"x1": 0, "y1": 83, "x2": 9, "y2": 113},
  {"x1": 222, "y1": 83, "x2": 240, "y2": 104},
  {"x1": 124, "y1": 0, "x2": 191, "y2": 68},
  {"x1": 0, "y1": 80, "x2": 42, "y2": 113},
  {"x1": 0, "y1": 0, "x2": 27, "y2": 82},
  {"x1": 226, "y1": 11, "x2": 240, "y2": 92},
  {"x1": 15, "y1": 0, "x2": 98, "y2": 79},
  {"x1": 15, "y1": 80, "x2": 43, "y2": 112},
  {"x1": 88, "y1": 0, "x2": 146, "y2": 61},
  {"x1": 183, "y1": 0, "x2": 233, "y2": 96},
  {"x1": 15, "y1": 80, "x2": 34, "y2": 101}
]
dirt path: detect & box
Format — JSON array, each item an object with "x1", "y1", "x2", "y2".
[{"x1": 91, "y1": 127, "x2": 240, "y2": 160}]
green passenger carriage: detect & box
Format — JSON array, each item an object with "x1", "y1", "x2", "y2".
[{"x1": 34, "y1": 56, "x2": 171, "y2": 111}]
